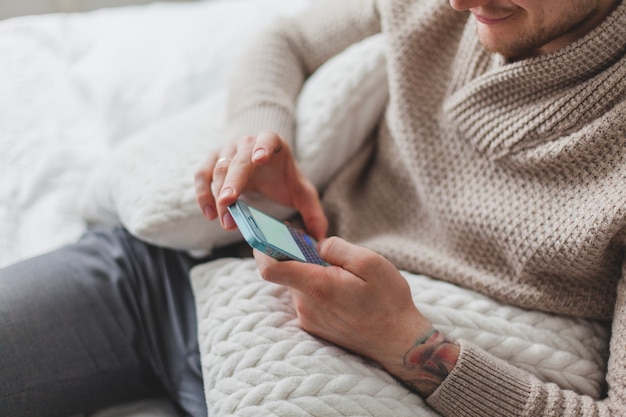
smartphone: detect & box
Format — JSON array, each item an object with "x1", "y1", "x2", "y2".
[{"x1": 228, "y1": 200, "x2": 328, "y2": 265}]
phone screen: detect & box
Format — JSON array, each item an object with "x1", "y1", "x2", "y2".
[{"x1": 248, "y1": 206, "x2": 306, "y2": 262}]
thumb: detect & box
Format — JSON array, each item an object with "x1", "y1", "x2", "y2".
[
  {"x1": 253, "y1": 250, "x2": 329, "y2": 295},
  {"x1": 318, "y1": 237, "x2": 388, "y2": 282}
]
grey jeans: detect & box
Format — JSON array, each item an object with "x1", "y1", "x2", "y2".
[{"x1": 0, "y1": 227, "x2": 215, "y2": 417}]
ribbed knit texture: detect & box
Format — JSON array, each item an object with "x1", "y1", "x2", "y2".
[{"x1": 226, "y1": 0, "x2": 626, "y2": 415}]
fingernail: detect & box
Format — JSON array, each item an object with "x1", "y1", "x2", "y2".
[
  {"x1": 203, "y1": 206, "x2": 216, "y2": 219},
  {"x1": 223, "y1": 212, "x2": 236, "y2": 229},
  {"x1": 253, "y1": 149, "x2": 266, "y2": 161},
  {"x1": 219, "y1": 187, "x2": 233, "y2": 200}
]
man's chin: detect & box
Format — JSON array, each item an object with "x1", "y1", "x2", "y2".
[{"x1": 477, "y1": 36, "x2": 539, "y2": 61}]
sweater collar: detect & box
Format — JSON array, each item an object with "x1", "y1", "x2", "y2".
[{"x1": 443, "y1": 2, "x2": 626, "y2": 159}]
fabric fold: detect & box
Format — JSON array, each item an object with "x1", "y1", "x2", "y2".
[{"x1": 444, "y1": 7, "x2": 626, "y2": 159}]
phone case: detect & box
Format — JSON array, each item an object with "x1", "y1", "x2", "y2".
[{"x1": 228, "y1": 200, "x2": 327, "y2": 265}]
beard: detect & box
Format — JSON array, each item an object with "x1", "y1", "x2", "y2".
[{"x1": 475, "y1": 1, "x2": 603, "y2": 59}]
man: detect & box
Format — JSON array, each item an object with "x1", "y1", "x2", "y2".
[
  {"x1": 196, "y1": 0, "x2": 625, "y2": 415},
  {"x1": 1, "y1": 0, "x2": 624, "y2": 416}
]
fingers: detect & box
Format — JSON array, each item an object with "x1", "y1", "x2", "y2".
[
  {"x1": 250, "y1": 130, "x2": 284, "y2": 164},
  {"x1": 290, "y1": 181, "x2": 328, "y2": 240},
  {"x1": 216, "y1": 132, "x2": 288, "y2": 228},
  {"x1": 250, "y1": 132, "x2": 327, "y2": 238},
  {"x1": 211, "y1": 146, "x2": 237, "y2": 199},
  {"x1": 194, "y1": 143, "x2": 236, "y2": 225},
  {"x1": 195, "y1": 130, "x2": 328, "y2": 234},
  {"x1": 216, "y1": 134, "x2": 270, "y2": 205},
  {"x1": 254, "y1": 237, "x2": 401, "y2": 296},
  {"x1": 195, "y1": 152, "x2": 219, "y2": 219}
]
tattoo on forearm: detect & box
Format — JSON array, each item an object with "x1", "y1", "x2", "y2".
[{"x1": 401, "y1": 329, "x2": 460, "y2": 397}]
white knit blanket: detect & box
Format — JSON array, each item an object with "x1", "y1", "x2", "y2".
[{"x1": 191, "y1": 258, "x2": 609, "y2": 417}]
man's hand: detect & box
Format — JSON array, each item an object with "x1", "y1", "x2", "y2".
[
  {"x1": 253, "y1": 236, "x2": 460, "y2": 397},
  {"x1": 194, "y1": 131, "x2": 328, "y2": 240}
]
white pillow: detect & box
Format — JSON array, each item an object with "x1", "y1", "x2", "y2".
[
  {"x1": 294, "y1": 34, "x2": 388, "y2": 187},
  {"x1": 80, "y1": 34, "x2": 388, "y2": 252},
  {"x1": 191, "y1": 258, "x2": 608, "y2": 416}
]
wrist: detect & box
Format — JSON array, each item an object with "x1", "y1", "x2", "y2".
[{"x1": 386, "y1": 328, "x2": 460, "y2": 397}]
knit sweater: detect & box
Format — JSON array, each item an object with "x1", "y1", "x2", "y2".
[{"x1": 225, "y1": 0, "x2": 626, "y2": 415}]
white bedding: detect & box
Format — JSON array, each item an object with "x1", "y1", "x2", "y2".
[
  {"x1": 0, "y1": 0, "x2": 316, "y2": 268},
  {"x1": 0, "y1": 1, "x2": 611, "y2": 416}
]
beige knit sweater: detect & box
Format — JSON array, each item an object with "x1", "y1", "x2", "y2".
[{"x1": 225, "y1": 0, "x2": 626, "y2": 415}]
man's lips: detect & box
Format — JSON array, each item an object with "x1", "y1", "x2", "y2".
[{"x1": 473, "y1": 12, "x2": 514, "y2": 25}]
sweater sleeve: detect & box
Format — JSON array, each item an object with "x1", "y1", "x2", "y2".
[
  {"x1": 224, "y1": 0, "x2": 381, "y2": 145},
  {"x1": 427, "y1": 276, "x2": 626, "y2": 417}
]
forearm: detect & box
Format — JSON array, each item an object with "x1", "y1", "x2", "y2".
[{"x1": 225, "y1": 0, "x2": 381, "y2": 143}]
